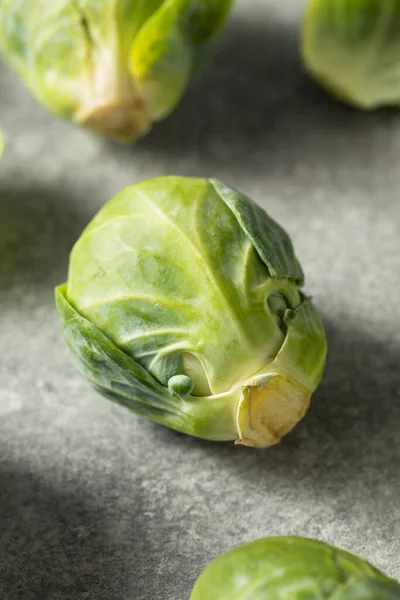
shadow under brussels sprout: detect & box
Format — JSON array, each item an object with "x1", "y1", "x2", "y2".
[
  {"x1": 0, "y1": 328, "x2": 398, "y2": 600},
  {"x1": 0, "y1": 180, "x2": 92, "y2": 292},
  {"x1": 0, "y1": 466, "x2": 155, "y2": 600},
  {"x1": 132, "y1": 17, "x2": 398, "y2": 176},
  {"x1": 294, "y1": 317, "x2": 400, "y2": 474}
]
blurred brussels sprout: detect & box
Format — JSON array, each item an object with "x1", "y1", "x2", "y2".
[
  {"x1": 190, "y1": 536, "x2": 400, "y2": 599},
  {"x1": 56, "y1": 176, "x2": 327, "y2": 448},
  {"x1": 302, "y1": 0, "x2": 400, "y2": 109},
  {"x1": 0, "y1": 0, "x2": 232, "y2": 141}
]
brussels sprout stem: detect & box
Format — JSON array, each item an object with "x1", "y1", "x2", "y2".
[
  {"x1": 76, "y1": 43, "x2": 150, "y2": 141},
  {"x1": 177, "y1": 373, "x2": 310, "y2": 448},
  {"x1": 236, "y1": 374, "x2": 310, "y2": 448},
  {"x1": 77, "y1": 95, "x2": 149, "y2": 142}
]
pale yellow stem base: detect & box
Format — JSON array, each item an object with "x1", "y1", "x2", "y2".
[
  {"x1": 77, "y1": 97, "x2": 150, "y2": 142},
  {"x1": 236, "y1": 374, "x2": 311, "y2": 448}
]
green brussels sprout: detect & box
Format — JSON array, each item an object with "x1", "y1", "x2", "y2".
[
  {"x1": 190, "y1": 536, "x2": 400, "y2": 599},
  {"x1": 0, "y1": 0, "x2": 232, "y2": 141},
  {"x1": 302, "y1": 0, "x2": 400, "y2": 109},
  {"x1": 55, "y1": 176, "x2": 327, "y2": 448}
]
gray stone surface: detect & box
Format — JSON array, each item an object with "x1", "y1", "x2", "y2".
[{"x1": 0, "y1": 1, "x2": 399, "y2": 598}]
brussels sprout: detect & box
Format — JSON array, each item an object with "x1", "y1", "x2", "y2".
[
  {"x1": 190, "y1": 536, "x2": 400, "y2": 599},
  {"x1": 0, "y1": 0, "x2": 232, "y2": 141},
  {"x1": 55, "y1": 177, "x2": 327, "y2": 448},
  {"x1": 302, "y1": 0, "x2": 400, "y2": 109}
]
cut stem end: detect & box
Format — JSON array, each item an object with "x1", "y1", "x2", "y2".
[
  {"x1": 76, "y1": 98, "x2": 150, "y2": 142},
  {"x1": 236, "y1": 374, "x2": 311, "y2": 448}
]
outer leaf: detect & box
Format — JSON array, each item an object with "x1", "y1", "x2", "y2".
[
  {"x1": 56, "y1": 284, "x2": 176, "y2": 413},
  {"x1": 210, "y1": 179, "x2": 304, "y2": 283},
  {"x1": 190, "y1": 537, "x2": 400, "y2": 600},
  {"x1": 55, "y1": 284, "x2": 240, "y2": 441},
  {"x1": 271, "y1": 298, "x2": 327, "y2": 392},
  {"x1": 131, "y1": 0, "x2": 233, "y2": 120},
  {"x1": 130, "y1": 0, "x2": 193, "y2": 120}
]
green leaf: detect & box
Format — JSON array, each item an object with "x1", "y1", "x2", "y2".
[
  {"x1": 210, "y1": 179, "x2": 304, "y2": 284},
  {"x1": 56, "y1": 284, "x2": 181, "y2": 419},
  {"x1": 130, "y1": 0, "x2": 193, "y2": 120},
  {"x1": 131, "y1": 0, "x2": 233, "y2": 119},
  {"x1": 271, "y1": 298, "x2": 327, "y2": 392},
  {"x1": 55, "y1": 283, "x2": 239, "y2": 441}
]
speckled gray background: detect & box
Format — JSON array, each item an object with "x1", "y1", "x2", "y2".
[{"x1": 0, "y1": 1, "x2": 399, "y2": 599}]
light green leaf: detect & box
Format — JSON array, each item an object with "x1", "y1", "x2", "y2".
[
  {"x1": 271, "y1": 298, "x2": 327, "y2": 392},
  {"x1": 130, "y1": 0, "x2": 233, "y2": 120},
  {"x1": 56, "y1": 283, "x2": 240, "y2": 441},
  {"x1": 303, "y1": 0, "x2": 400, "y2": 108},
  {"x1": 130, "y1": 0, "x2": 193, "y2": 120},
  {"x1": 210, "y1": 179, "x2": 304, "y2": 283}
]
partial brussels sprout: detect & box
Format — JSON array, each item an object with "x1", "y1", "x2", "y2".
[
  {"x1": 55, "y1": 176, "x2": 327, "y2": 448},
  {"x1": 0, "y1": 0, "x2": 232, "y2": 141},
  {"x1": 190, "y1": 536, "x2": 400, "y2": 600},
  {"x1": 0, "y1": 131, "x2": 3, "y2": 157},
  {"x1": 302, "y1": 0, "x2": 400, "y2": 109}
]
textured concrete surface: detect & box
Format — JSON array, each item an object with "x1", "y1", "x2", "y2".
[{"x1": 0, "y1": 1, "x2": 399, "y2": 599}]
